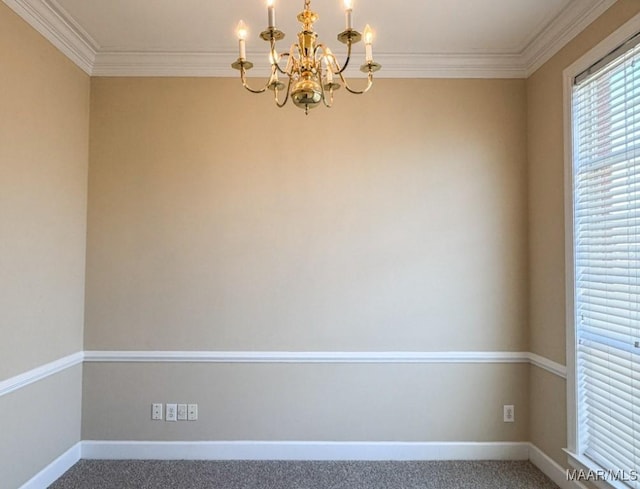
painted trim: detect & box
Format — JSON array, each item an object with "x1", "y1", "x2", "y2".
[
  {"x1": 91, "y1": 51, "x2": 527, "y2": 79},
  {"x1": 529, "y1": 444, "x2": 589, "y2": 489},
  {"x1": 523, "y1": 0, "x2": 616, "y2": 77},
  {"x1": 19, "y1": 442, "x2": 81, "y2": 489},
  {"x1": 565, "y1": 450, "x2": 632, "y2": 489},
  {"x1": 83, "y1": 350, "x2": 531, "y2": 364},
  {"x1": 562, "y1": 10, "x2": 640, "y2": 459},
  {"x1": 528, "y1": 353, "x2": 567, "y2": 379},
  {"x1": 563, "y1": 36, "x2": 580, "y2": 457},
  {"x1": 2, "y1": 0, "x2": 96, "y2": 74},
  {"x1": 1, "y1": 0, "x2": 614, "y2": 78},
  {"x1": 0, "y1": 350, "x2": 569, "y2": 400},
  {"x1": 85, "y1": 350, "x2": 569, "y2": 378},
  {"x1": 81, "y1": 440, "x2": 530, "y2": 461},
  {"x1": 0, "y1": 352, "x2": 83, "y2": 397},
  {"x1": 15, "y1": 440, "x2": 584, "y2": 486}
]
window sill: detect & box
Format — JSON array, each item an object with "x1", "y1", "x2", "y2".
[{"x1": 564, "y1": 450, "x2": 636, "y2": 489}]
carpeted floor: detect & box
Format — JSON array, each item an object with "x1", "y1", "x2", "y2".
[{"x1": 49, "y1": 460, "x2": 560, "y2": 488}]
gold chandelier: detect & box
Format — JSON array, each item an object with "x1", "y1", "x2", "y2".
[{"x1": 231, "y1": 0, "x2": 381, "y2": 114}]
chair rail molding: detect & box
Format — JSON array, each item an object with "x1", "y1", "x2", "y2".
[
  {"x1": 1, "y1": 350, "x2": 567, "y2": 399},
  {"x1": 0, "y1": 351, "x2": 84, "y2": 397}
]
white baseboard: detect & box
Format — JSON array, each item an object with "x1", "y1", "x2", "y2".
[
  {"x1": 529, "y1": 444, "x2": 589, "y2": 489},
  {"x1": 19, "y1": 440, "x2": 575, "y2": 488},
  {"x1": 81, "y1": 440, "x2": 530, "y2": 461},
  {"x1": 19, "y1": 442, "x2": 81, "y2": 489}
]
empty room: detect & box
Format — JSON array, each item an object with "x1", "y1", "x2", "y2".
[{"x1": 2, "y1": 0, "x2": 640, "y2": 488}]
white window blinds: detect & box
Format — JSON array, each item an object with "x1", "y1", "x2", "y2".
[{"x1": 573, "y1": 33, "x2": 640, "y2": 487}]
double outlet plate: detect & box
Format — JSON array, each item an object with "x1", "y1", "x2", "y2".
[
  {"x1": 503, "y1": 404, "x2": 515, "y2": 423},
  {"x1": 152, "y1": 403, "x2": 197, "y2": 421}
]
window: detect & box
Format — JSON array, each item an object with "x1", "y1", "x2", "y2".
[{"x1": 571, "y1": 32, "x2": 640, "y2": 487}]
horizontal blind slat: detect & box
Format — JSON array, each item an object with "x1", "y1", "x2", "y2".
[{"x1": 573, "y1": 37, "x2": 640, "y2": 482}]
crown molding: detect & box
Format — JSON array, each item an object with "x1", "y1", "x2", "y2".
[
  {"x1": 91, "y1": 51, "x2": 234, "y2": 78},
  {"x1": 3, "y1": 0, "x2": 616, "y2": 78},
  {"x1": 522, "y1": 0, "x2": 617, "y2": 77},
  {"x1": 3, "y1": 0, "x2": 97, "y2": 74},
  {"x1": 360, "y1": 52, "x2": 526, "y2": 79},
  {"x1": 92, "y1": 51, "x2": 526, "y2": 79}
]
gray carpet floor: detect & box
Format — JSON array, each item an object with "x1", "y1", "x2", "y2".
[{"x1": 49, "y1": 460, "x2": 560, "y2": 488}]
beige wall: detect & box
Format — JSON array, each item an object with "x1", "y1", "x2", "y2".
[
  {"x1": 9, "y1": 0, "x2": 637, "y2": 477},
  {"x1": 529, "y1": 366, "x2": 566, "y2": 465},
  {"x1": 0, "y1": 2, "x2": 90, "y2": 379},
  {"x1": 0, "y1": 366, "x2": 82, "y2": 489},
  {"x1": 526, "y1": 0, "x2": 640, "y2": 467},
  {"x1": 85, "y1": 77, "x2": 528, "y2": 352},
  {"x1": 83, "y1": 76, "x2": 529, "y2": 441},
  {"x1": 0, "y1": 3, "x2": 89, "y2": 487},
  {"x1": 82, "y1": 362, "x2": 528, "y2": 442}
]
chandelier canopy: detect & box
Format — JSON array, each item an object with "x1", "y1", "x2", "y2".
[{"x1": 231, "y1": 0, "x2": 381, "y2": 114}]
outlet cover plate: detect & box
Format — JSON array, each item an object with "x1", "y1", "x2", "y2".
[
  {"x1": 177, "y1": 404, "x2": 187, "y2": 421},
  {"x1": 151, "y1": 403, "x2": 163, "y2": 420},
  {"x1": 166, "y1": 403, "x2": 177, "y2": 422},
  {"x1": 188, "y1": 404, "x2": 198, "y2": 421},
  {"x1": 503, "y1": 404, "x2": 515, "y2": 423}
]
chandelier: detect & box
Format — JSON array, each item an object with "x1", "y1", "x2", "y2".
[{"x1": 231, "y1": 0, "x2": 381, "y2": 114}]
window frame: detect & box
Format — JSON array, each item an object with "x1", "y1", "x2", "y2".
[{"x1": 563, "y1": 12, "x2": 640, "y2": 489}]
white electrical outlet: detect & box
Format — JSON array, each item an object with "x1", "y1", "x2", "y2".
[
  {"x1": 166, "y1": 403, "x2": 177, "y2": 422},
  {"x1": 177, "y1": 404, "x2": 188, "y2": 421},
  {"x1": 187, "y1": 404, "x2": 198, "y2": 421},
  {"x1": 151, "y1": 403, "x2": 163, "y2": 420},
  {"x1": 503, "y1": 404, "x2": 515, "y2": 423}
]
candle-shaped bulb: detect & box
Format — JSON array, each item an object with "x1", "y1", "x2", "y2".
[
  {"x1": 364, "y1": 24, "x2": 373, "y2": 62},
  {"x1": 236, "y1": 20, "x2": 248, "y2": 40},
  {"x1": 364, "y1": 24, "x2": 373, "y2": 44},
  {"x1": 267, "y1": 0, "x2": 276, "y2": 28},
  {"x1": 344, "y1": 0, "x2": 353, "y2": 29},
  {"x1": 236, "y1": 20, "x2": 247, "y2": 59}
]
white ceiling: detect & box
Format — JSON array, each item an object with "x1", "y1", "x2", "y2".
[{"x1": 4, "y1": 0, "x2": 617, "y2": 77}]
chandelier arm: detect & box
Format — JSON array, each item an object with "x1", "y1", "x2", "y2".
[
  {"x1": 315, "y1": 44, "x2": 335, "y2": 65},
  {"x1": 338, "y1": 70, "x2": 374, "y2": 95},
  {"x1": 273, "y1": 53, "x2": 290, "y2": 75},
  {"x1": 336, "y1": 40, "x2": 353, "y2": 74},
  {"x1": 240, "y1": 67, "x2": 270, "y2": 94},
  {"x1": 316, "y1": 42, "x2": 350, "y2": 74},
  {"x1": 269, "y1": 38, "x2": 290, "y2": 75},
  {"x1": 319, "y1": 80, "x2": 334, "y2": 108},
  {"x1": 274, "y1": 75, "x2": 293, "y2": 108},
  {"x1": 277, "y1": 43, "x2": 298, "y2": 76}
]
